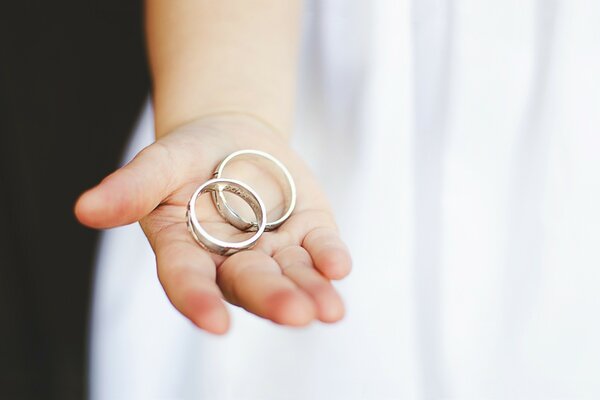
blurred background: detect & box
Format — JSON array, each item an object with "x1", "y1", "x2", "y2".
[{"x1": 2, "y1": 1, "x2": 600, "y2": 399}]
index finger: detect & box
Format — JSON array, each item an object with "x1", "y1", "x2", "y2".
[{"x1": 142, "y1": 218, "x2": 230, "y2": 334}]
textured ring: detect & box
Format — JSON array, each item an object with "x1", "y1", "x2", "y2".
[
  {"x1": 187, "y1": 178, "x2": 267, "y2": 256},
  {"x1": 212, "y1": 149, "x2": 296, "y2": 231}
]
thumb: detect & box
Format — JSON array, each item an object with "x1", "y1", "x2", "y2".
[{"x1": 75, "y1": 142, "x2": 176, "y2": 229}]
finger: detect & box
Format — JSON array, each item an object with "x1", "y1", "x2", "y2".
[
  {"x1": 302, "y1": 227, "x2": 352, "y2": 280},
  {"x1": 217, "y1": 250, "x2": 316, "y2": 326},
  {"x1": 145, "y1": 221, "x2": 230, "y2": 334},
  {"x1": 274, "y1": 246, "x2": 345, "y2": 323},
  {"x1": 75, "y1": 142, "x2": 177, "y2": 228}
]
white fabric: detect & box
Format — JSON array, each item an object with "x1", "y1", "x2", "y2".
[{"x1": 90, "y1": 1, "x2": 600, "y2": 399}]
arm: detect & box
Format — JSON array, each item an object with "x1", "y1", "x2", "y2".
[
  {"x1": 75, "y1": 1, "x2": 351, "y2": 334},
  {"x1": 146, "y1": 0, "x2": 300, "y2": 137}
]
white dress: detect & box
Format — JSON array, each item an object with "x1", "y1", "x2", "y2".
[{"x1": 90, "y1": 1, "x2": 600, "y2": 399}]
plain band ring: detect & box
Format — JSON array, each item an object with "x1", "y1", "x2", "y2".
[
  {"x1": 212, "y1": 149, "x2": 296, "y2": 231},
  {"x1": 187, "y1": 178, "x2": 267, "y2": 256}
]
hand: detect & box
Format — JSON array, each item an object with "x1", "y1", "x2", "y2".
[{"x1": 75, "y1": 115, "x2": 352, "y2": 334}]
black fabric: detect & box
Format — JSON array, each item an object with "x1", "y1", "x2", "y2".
[{"x1": 0, "y1": 1, "x2": 150, "y2": 398}]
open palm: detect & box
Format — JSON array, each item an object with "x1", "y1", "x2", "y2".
[{"x1": 75, "y1": 115, "x2": 352, "y2": 334}]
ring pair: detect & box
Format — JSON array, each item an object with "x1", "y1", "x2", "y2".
[{"x1": 187, "y1": 150, "x2": 296, "y2": 255}]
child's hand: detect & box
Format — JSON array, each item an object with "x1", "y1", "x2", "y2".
[{"x1": 75, "y1": 114, "x2": 352, "y2": 334}]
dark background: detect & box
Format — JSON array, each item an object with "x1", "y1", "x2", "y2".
[{"x1": 0, "y1": 1, "x2": 149, "y2": 398}]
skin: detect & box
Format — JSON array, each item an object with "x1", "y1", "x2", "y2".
[{"x1": 74, "y1": 1, "x2": 352, "y2": 334}]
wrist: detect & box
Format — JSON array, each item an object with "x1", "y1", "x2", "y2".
[{"x1": 155, "y1": 109, "x2": 291, "y2": 143}]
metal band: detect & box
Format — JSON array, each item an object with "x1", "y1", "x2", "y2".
[
  {"x1": 187, "y1": 178, "x2": 267, "y2": 256},
  {"x1": 212, "y1": 149, "x2": 296, "y2": 231}
]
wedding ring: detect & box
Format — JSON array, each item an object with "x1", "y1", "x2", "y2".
[
  {"x1": 187, "y1": 178, "x2": 267, "y2": 256},
  {"x1": 212, "y1": 149, "x2": 296, "y2": 231}
]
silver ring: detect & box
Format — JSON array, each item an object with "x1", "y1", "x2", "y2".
[
  {"x1": 187, "y1": 178, "x2": 267, "y2": 256},
  {"x1": 212, "y1": 149, "x2": 296, "y2": 231}
]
